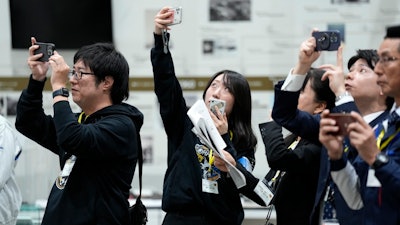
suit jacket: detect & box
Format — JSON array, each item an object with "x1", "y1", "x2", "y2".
[
  {"x1": 271, "y1": 80, "x2": 359, "y2": 145},
  {"x1": 341, "y1": 112, "x2": 400, "y2": 225}
]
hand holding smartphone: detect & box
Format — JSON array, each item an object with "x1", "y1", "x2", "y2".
[
  {"x1": 312, "y1": 30, "x2": 340, "y2": 51},
  {"x1": 34, "y1": 42, "x2": 55, "y2": 62},
  {"x1": 327, "y1": 113, "x2": 355, "y2": 136},
  {"x1": 210, "y1": 98, "x2": 226, "y2": 116},
  {"x1": 167, "y1": 7, "x2": 182, "y2": 26}
]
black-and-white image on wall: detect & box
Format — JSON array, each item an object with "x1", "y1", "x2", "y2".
[
  {"x1": 331, "y1": 0, "x2": 369, "y2": 4},
  {"x1": 210, "y1": 0, "x2": 251, "y2": 21}
]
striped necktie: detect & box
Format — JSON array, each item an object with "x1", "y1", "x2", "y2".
[{"x1": 382, "y1": 111, "x2": 399, "y2": 143}]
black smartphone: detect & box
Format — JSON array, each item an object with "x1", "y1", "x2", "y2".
[
  {"x1": 34, "y1": 42, "x2": 55, "y2": 62},
  {"x1": 312, "y1": 30, "x2": 340, "y2": 51},
  {"x1": 327, "y1": 113, "x2": 355, "y2": 136}
]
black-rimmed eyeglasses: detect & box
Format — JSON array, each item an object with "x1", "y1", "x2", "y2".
[{"x1": 69, "y1": 70, "x2": 95, "y2": 80}]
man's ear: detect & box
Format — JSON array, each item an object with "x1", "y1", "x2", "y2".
[
  {"x1": 102, "y1": 76, "x2": 114, "y2": 91},
  {"x1": 314, "y1": 101, "x2": 327, "y2": 114}
]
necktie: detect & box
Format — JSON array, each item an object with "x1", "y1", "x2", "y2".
[{"x1": 382, "y1": 111, "x2": 399, "y2": 142}]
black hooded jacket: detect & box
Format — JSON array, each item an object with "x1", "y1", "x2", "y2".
[{"x1": 15, "y1": 75, "x2": 143, "y2": 225}]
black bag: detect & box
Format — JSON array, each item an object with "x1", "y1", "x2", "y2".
[
  {"x1": 128, "y1": 137, "x2": 148, "y2": 225},
  {"x1": 129, "y1": 198, "x2": 147, "y2": 225}
]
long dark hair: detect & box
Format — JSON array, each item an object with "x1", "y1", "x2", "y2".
[{"x1": 202, "y1": 70, "x2": 257, "y2": 152}]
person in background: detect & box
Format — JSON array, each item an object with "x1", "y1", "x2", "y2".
[
  {"x1": 319, "y1": 24, "x2": 400, "y2": 225},
  {"x1": 260, "y1": 67, "x2": 335, "y2": 225},
  {"x1": 270, "y1": 32, "x2": 360, "y2": 225},
  {"x1": 15, "y1": 37, "x2": 144, "y2": 225},
  {"x1": 0, "y1": 115, "x2": 22, "y2": 225},
  {"x1": 151, "y1": 6, "x2": 262, "y2": 225}
]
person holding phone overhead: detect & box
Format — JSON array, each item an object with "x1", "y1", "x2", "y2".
[
  {"x1": 15, "y1": 37, "x2": 144, "y2": 225},
  {"x1": 151, "y1": 6, "x2": 263, "y2": 225}
]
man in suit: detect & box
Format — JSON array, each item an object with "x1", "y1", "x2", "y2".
[
  {"x1": 319, "y1": 24, "x2": 400, "y2": 225},
  {"x1": 315, "y1": 49, "x2": 393, "y2": 225}
]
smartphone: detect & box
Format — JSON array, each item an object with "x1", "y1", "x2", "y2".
[
  {"x1": 34, "y1": 42, "x2": 56, "y2": 62},
  {"x1": 312, "y1": 30, "x2": 340, "y2": 51},
  {"x1": 327, "y1": 113, "x2": 355, "y2": 136},
  {"x1": 167, "y1": 7, "x2": 182, "y2": 26},
  {"x1": 210, "y1": 98, "x2": 226, "y2": 116}
]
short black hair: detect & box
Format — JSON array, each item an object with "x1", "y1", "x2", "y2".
[
  {"x1": 347, "y1": 49, "x2": 379, "y2": 71},
  {"x1": 73, "y1": 43, "x2": 130, "y2": 104},
  {"x1": 385, "y1": 25, "x2": 400, "y2": 38}
]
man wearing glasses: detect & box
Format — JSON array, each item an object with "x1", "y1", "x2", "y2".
[
  {"x1": 15, "y1": 37, "x2": 144, "y2": 225},
  {"x1": 319, "y1": 25, "x2": 400, "y2": 224}
]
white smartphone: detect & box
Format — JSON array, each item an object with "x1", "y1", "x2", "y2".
[
  {"x1": 167, "y1": 7, "x2": 182, "y2": 26},
  {"x1": 210, "y1": 98, "x2": 226, "y2": 115}
]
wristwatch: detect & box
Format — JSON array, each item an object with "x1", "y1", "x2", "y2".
[
  {"x1": 335, "y1": 91, "x2": 351, "y2": 102},
  {"x1": 372, "y1": 152, "x2": 389, "y2": 169},
  {"x1": 52, "y1": 87, "x2": 69, "y2": 98}
]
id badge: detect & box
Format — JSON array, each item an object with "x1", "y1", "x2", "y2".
[
  {"x1": 202, "y1": 179, "x2": 219, "y2": 194},
  {"x1": 254, "y1": 180, "x2": 274, "y2": 206}
]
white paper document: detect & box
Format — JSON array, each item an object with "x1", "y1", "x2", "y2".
[{"x1": 187, "y1": 99, "x2": 246, "y2": 188}]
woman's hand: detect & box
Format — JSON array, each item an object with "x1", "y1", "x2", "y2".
[
  {"x1": 214, "y1": 149, "x2": 236, "y2": 172},
  {"x1": 154, "y1": 6, "x2": 174, "y2": 35},
  {"x1": 293, "y1": 29, "x2": 321, "y2": 75},
  {"x1": 209, "y1": 107, "x2": 228, "y2": 135}
]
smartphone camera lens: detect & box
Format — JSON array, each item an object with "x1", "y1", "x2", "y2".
[
  {"x1": 317, "y1": 33, "x2": 330, "y2": 50},
  {"x1": 47, "y1": 46, "x2": 53, "y2": 56},
  {"x1": 330, "y1": 32, "x2": 338, "y2": 43}
]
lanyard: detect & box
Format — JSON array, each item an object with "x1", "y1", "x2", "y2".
[
  {"x1": 208, "y1": 130, "x2": 234, "y2": 171},
  {"x1": 78, "y1": 112, "x2": 88, "y2": 124},
  {"x1": 375, "y1": 124, "x2": 400, "y2": 151},
  {"x1": 288, "y1": 138, "x2": 299, "y2": 150}
]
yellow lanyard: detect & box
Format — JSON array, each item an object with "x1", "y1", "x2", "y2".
[
  {"x1": 288, "y1": 138, "x2": 299, "y2": 150},
  {"x1": 208, "y1": 130, "x2": 233, "y2": 171},
  {"x1": 208, "y1": 149, "x2": 214, "y2": 172},
  {"x1": 78, "y1": 112, "x2": 89, "y2": 124},
  {"x1": 376, "y1": 127, "x2": 400, "y2": 150}
]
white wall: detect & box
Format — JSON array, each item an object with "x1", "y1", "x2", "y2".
[{"x1": 1, "y1": 0, "x2": 400, "y2": 204}]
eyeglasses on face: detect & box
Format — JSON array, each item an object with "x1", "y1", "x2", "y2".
[
  {"x1": 68, "y1": 70, "x2": 95, "y2": 80},
  {"x1": 373, "y1": 56, "x2": 399, "y2": 66}
]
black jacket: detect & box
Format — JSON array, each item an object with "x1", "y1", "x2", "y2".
[
  {"x1": 15, "y1": 76, "x2": 143, "y2": 225},
  {"x1": 151, "y1": 33, "x2": 260, "y2": 225},
  {"x1": 260, "y1": 121, "x2": 321, "y2": 225}
]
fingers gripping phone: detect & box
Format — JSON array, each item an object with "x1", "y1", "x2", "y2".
[
  {"x1": 312, "y1": 30, "x2": 340, "y2": 51},
  {"x1": 34, "y1": 42, "x2": 56, "y2": 62},
  {"x1": 210, "y1": 98, "x2": 226, "y2": 116},
  {"x1": 327, "y1": 113, "x2": 356, "y2": 136},
  {"x1": 167, "y1": 7, "x2": 182, "y2": 25}
]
